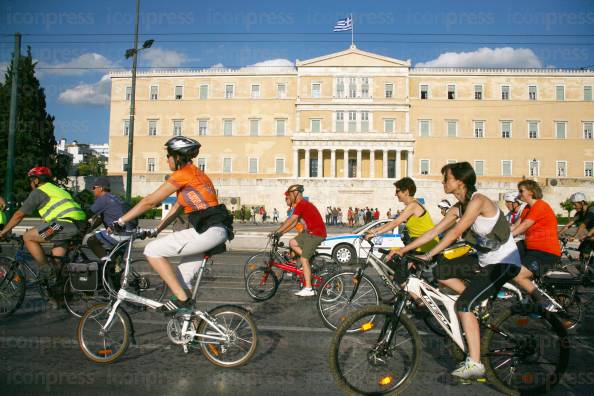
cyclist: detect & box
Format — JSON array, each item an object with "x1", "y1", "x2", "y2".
[
  {"x1": 112, "y1": 136, "x2": 232, "y2": 313},
  {"x1": 0, "y1": 167, "x2": 87, "y2": 304},
  {"x1": 271, "y1": 184, "x2": 326, "y2": 297},
  {"x1": 504, "y1": 191, "x2": 528, "y2": 258},
  {"x1": 86, "y1": 176, "x2": 137, "y2": 259},
  {"x1": 396, "y1": 162, "x2": 521, "y2": 380},
  {"x1": 437, "y1": 199, "x2": 451, "y2": 217},
  {"x1": 511, "y1": 180, "x2": 561, "y2": 310},
  {"x1": 559, "y1": 192, "x2": 594, "y2": 259}
]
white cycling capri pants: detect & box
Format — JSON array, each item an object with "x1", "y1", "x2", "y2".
[{"x1": 143, "y1": 226, "x2": 227, "y2": 289}]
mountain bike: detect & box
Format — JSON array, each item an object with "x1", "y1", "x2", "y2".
[
  {"x1": 77, "y1": 229, "x2": 257, "y2": 368},
  {"x1": 329, "y1": 253, "x2": 570, "y2": 396}
]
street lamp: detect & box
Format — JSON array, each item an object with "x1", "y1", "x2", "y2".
[{"x1": 123, "y1": 0, "x2": 154, "y2": 202}]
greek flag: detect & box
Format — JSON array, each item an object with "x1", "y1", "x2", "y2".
[{"x1": 333, "y1": 16, "x2": 352, "y2": 32}]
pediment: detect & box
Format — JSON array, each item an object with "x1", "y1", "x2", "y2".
[{"x1": 297, "y1": 46, "x2": 410, "y2": 68}]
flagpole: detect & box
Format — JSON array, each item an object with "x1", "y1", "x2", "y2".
[{"x1": 351, "y1": 13, "x2": 354, "y2": 47}]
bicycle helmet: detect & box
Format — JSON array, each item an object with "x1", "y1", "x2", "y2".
[
  {"x1": 570, "y1": 192, "x2": 587, "y2": 203},
  {"x1": 27, "y1": 167, "x2": 52, "y2": 178},
  {"x1": 503, "y1": 191, "x2": 520, "y2": 202},
  {"x1": 165, "y1": 136, "x2": 201, "y2": 169},
  {"x1": 285, "y1": 184, "x2": 304, "y2": 194},
  {"x1": 437, "y1": 199, "x2": 451, "y2": 210}
]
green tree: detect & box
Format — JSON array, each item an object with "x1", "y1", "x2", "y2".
[
  {"x1": 559, "y1": 198, "x2": 573, "y2": 219},
  {"x1": 77, "y1": 154, "x2": 107, "y2": 176},
  {"x1": 0, "y1": 47, "x2": 71, "y2": 205}
]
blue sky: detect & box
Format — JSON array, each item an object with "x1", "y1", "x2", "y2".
[{"x1": 1, "y1": 0, "x2": 593, "y2": 144}]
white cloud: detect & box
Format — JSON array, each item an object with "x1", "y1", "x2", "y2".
[
  {"x1": 58, "y1": 74, "x2": 111, "y2": 106},
  {"x1": 209, "y1": 62, "x2": 225, "y2": 70},
  {"x1": 416, "y1": 47, "x2": 543, "y2": 68},
  {"x1": 241, "y1": 58, "x2": 294, "y2": 72},
  {"x1": 140, "y1": 48, "x2": 187, "y2": 68},
  {"x1": 37, "y1": 53, "x2": 116, "y2": 76}
]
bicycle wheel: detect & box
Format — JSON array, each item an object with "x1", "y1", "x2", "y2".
[
  {"x1": 243, "y1": 252, "x2": 285, "y2": 283},
  {"x1": 63, "y1": 279, "x2": 109, "y2": 318},
  {"x1": 197, "y1": 305, "x2": 258, "y2": 368},
  {"x1": 0, "y1": 257, "x2": 26, "y2": 318},
  {"x1": 552, "y1": 292, "x2": 583, "y2": 330},
  {"x1": 77, "y1": 303, "x2": 132, "y2": 363},
  {"x1": 317, "y1": 271, "x2": 380, "y2": 332},
  {"x1": 482, "y1": 304, "x2": 570, "y2": 395},
  {"x1": 129, "y1": 259, "x2": 168, "y2": 302},
  {"x1": 245, "y1": 267, "x2": 279, "y2": 301},
  {"x1": 329, "y1": 305, "x2": 421, "y2": 395},
  {"x1": 312, "y1": 254, "x2": 341, "y2": 288}
]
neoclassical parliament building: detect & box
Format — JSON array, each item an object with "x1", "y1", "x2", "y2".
[{"x1": 107, "y1": 46, "x2": 594, "y2": 214}]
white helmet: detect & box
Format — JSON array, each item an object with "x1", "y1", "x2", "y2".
[
  {"x1": 503, "y1": 191, "x2": 519, "y2": 202},
  {"x1": 437, "y1": 199, "x2": 451, "y2": 210},
  {"x1": 570, "y1": 192, "x2": 587, "y2": 203}
]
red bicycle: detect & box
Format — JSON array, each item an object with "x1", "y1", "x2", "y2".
[{"x1": 244, "y1": 235, "x2": 340, "y2": 301}]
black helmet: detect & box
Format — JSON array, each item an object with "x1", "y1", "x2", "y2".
[
  {"x1": 286, "y1": 184, "x2": 304, "y2": 194},
  {"x1": 164, "y1": 136, "x2": 201, "y2": 159}
]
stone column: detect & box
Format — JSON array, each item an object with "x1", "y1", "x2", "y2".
[
  {"x1": 407, "y1": 150, "x2": 414, "y2": 177},
  {"x1": 293, "y1": 149, "x2": 299, "y2": 178},
  {"x1": 356, "y1": 149, "x2": 362, "y2": 179},
  {"x1": 316, "y1": 149, "x2": 322, "y2": 178},
  {"x1": 330, "y1": 149, "x2": 336, "y2": 178},
  {"x1": 383, "y1": 150, "x2": 388, "y2": 178},
  {"x1": 343, "y1": 149, "x2": 349, "y2": 178},
  {"x1": 304, "y1": 149, "x2": 310, "y2": 178},
  {"x1": 395, "y1": 150, "x2": 401, "y2": 180},
  {"x1": 369, "y1": 150, "x2": 375, "y2": 178}
]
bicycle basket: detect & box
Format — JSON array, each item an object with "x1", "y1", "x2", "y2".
[{"x1": 67, "y1": 262, "x2": 100, "y2": 292}]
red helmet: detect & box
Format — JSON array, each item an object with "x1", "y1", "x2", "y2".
[{"x1": 27, "y1": 167, "x2": 52, "y2": 177}]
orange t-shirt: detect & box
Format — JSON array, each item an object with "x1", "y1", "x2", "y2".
[
  {"x1": 524, "y1": 199, "x2": 560, "y2": 256},
  {"x1": 167, "y1": 164, "x2": 218, "y2": 214}
]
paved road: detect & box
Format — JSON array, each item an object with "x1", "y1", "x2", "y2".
[{"x1": 1, "y1": 249, "x2": 593, "y2": 395}]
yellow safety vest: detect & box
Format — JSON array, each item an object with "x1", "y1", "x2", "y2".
[
  {"x1": 0, "y1": 210, "x2": 6, "y2": 225},
  {"x1": 37, "y1": 183, "x2": 86, "y2": 223}
]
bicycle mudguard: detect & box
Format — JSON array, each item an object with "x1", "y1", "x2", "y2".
[{"x1": 208, "y1": 304, "x2": 253, "y2": 315}]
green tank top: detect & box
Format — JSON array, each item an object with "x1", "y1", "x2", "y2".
[{"x1": 405, "y1": 201, "x2": 439, "y2": 253}]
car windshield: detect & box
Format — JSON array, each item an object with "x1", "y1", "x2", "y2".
[{"x1": 353, "y1": 222, "x2": 382, "y2": 234}]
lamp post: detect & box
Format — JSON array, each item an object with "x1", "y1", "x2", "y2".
[{"x1": 124, "y1": 0, "x2": 154, "y2": 202}]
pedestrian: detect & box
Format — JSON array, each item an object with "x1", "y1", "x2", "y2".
[
  {"x1": 251, "y1": 207, "x2": 256, "y2": 223},
  {"x1": 332, "y1": 207, "x2": 338, "y2": 226},
  {"x1": 273, "y1": 208, "x2": 279, "y2": 223},
  {"x1": 337, "y1": 208, "x2": 343, "y2": 225},
  {"x1": 240, "y1": 206, "x2": 246, "y2": 223},
  {"x1": 386, "y1": 208, "x2": 392, "y2": 219},
  {"x1": 347, "y1": 207, "x2": 353, "y2": 227},
  {"x1": 373, "y1": 208, "x2": 380, "y2": 220},
  {"x1": 326, "y1": 206, "x2": 332, "y2": 226}
]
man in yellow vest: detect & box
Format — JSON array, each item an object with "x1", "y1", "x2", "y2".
[
  {"x1": 0, "y1": 167, "x2": 87, "y2": 282},
  {"x1": 0, "y1": 196, "x2": 7, "y2": 230}
]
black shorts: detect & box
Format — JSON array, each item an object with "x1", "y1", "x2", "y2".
[
  {"x1": 578, "y1": 239, "x2": 594, "y2": 256},
  {"x1": 522, "y1": 249, "x2": 559, "y2": 278},
  {"x1": 434, "y1": 254, "x2": 480, "y2": 281},
  {"x1": 455, "y1": 264, "x2": 521, "y2": 312}
]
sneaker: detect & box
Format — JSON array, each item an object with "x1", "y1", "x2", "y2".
[
  {"x1": 294, "y1": 287, "x2": 315, "y2": 297},
  {"x1": 540, "y1": 301, "x2": 559, "y2": 313},
  {"x1": 451, "y1": 357, "x2": 485, "y2": 380},
  {"x1": 159, "y1": 296, "x2": 194, "y2": 314}
]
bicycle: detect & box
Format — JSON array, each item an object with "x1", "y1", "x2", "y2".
[
  {"x1": 244, "y1": 234, "x2": 340, "y2": 301},
  {"x1": 77, "y1": 229, "x2": 258, "y2": 368},
  {"x1": 329, "y1": 252, "x2": 570, "y2": 396}
]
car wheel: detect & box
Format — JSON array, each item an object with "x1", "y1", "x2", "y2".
[{"x1": 333, "y1": 244, "x2": 356, "y2": 265}]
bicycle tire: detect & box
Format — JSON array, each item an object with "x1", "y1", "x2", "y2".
[
  {"x1": 482, "y1": 304, "x2": 570, "y2": 395},
  {"x1": 245, "y1": 267, "x2": 279, "y2": 301},
  {"x1": 77, "y1": 303, "x2": 132, "y2": 363},
  {"x1": 130, "y1": 258, "x2": 168, "y2": 302},
  {"x1": 243, "y1": 252, "x2": 285, "y2": 283},
  {"x1": 0, "y1": 257, "x2": 26, "y2": 318},
  {"x1": 552, "y1": 292, "x2": 583, "y2": 331},
  {"x1": 197, "y1": 305, "x2": 258, "y2": 368},
  {"x1": 317, "y1": 271, "x2": 380, "y2": 332},
  {"x1": 329, "y1": 304, "x2": 422, "y2": 395},
  {"x1": 63, "y1": 278, "x2": 108, "y2": 318}
]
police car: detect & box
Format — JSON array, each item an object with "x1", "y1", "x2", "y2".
[{"x1": 316, "y1": 219, "x2": 405, "y2": 265}]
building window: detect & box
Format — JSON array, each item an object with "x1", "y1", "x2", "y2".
[
  {"x1": 223, "y1": 119, "x2": 233, "y2": 136},
  {"x1": 310, "y1": 157, "x2": 318, "y2": 177},
  {"x1": 311, "y1": 119, "x2": 321, "y2": 133},
  {"x1": 501, "y1": 160, "x2": 512, "y2": 176},
  {"x1": 123, "y1": 119, "x2": 130, "y2": 136},
  {"x1": 501, "y1": 121, "x2": 512, "y2": 139},
  {"x1": 474, "y1": 121, "x2": 484, "y2": 138},
  {"x1": 148, "y1": 120, "x2": 157, "y2": 136},
  {"x1": 249, "y1": 119, "x2": 260, "y2": 136},
  {"x1": 384, "y1": 119, "x2": 394, "y2": 133},
  {"x1": 312, "y1": 83, "x2": 321, "y2": 98},
  {"x1": 585, "y1": 161, "x2": 593, "y2": 177},
  {"x1": 474, "y1": 85, "x2": 483, "y2": 100},
  {"x1": 528, "y1": 121, "x2": 538, "y2": 139},
  {"x1": 174, "y1": 85, "x2": 183, "y2": 100},
  {"x1": 349, "y1": 78, "x2": 357, "y2": 98},
  {"x1": 197, "y1": 158, "x2": 206, "y2": 171},
  {"x1": 150, "y1": 85, "x2": 158, "y2": 100},
  {"x1": 447, "y1": 159, "x2": 457, "y2": 165},
  {"x1": 147, "y1": 158, "x2": 155, "y2": 173},
  {"x1": 447, "y1": 84, "x2": 456, "y2": 100},
  {"x1": 251, "y1": 84, "x2": 260, "y2": 98},
  {"x1": 199, "y1": 84, "x2": 208, "y2": 99},
  {"x1": 275, "y1": 158, "x2": 284, "y2": 174},
  {"x1": 198, "y1": 119, "x2": 208, "y2": 136},
  {"x1": 361, "y1": 111, "x2": 369, "y2": 132},
  {"x1": 225, "y1": 84, "x2": 234, "y2": 99},
  {"x1": 585, "y1": 86, "x2": 593, "y2": 101},
  {"x1": 474, "y1": 160, "x2": 485, "y2": 176},
  {"x1": 336, "y1": 111, "x2": 344, "y2": 132},
  {"x1": 584, "y1": 122, "x2": 593, "y2": 139},
  {"x1": 501, "y1": 85, "x2": 510, "y2": 100},
  {"x1": 173, "y1": 120, "x2": 183, "y2": 136},
  {"x1": 248, "y1": 158, "x2": 258, "y2": 173},
  {"x1": 348, "y1": 112, "x2": 357, "y2": 132},
  {"x1": 125, "y1": 86, "x2": 131, "y2": 100},
  {"x1": 384, "y1": 83, "x2": 393, "y2": 98},
  {"x1": 420, "y1": 159, "x2": 430, "y2": 175},
  {"x1": 122, "y1": 157, "x2": 128, "y2": 172},
  {"x1": 276, "y1": 83, "x2": 286, "y2": 98},
  {"x1": 529, "y1": 160, "x2": 539, "y2": 177},
  {"x1": 336, "y1": 78, "x2": 344, "y2": 98},
  {"x1": 420, "y1": 84, "x2": 429, "y2": 99},
  {"x1": 555, "y1": 122, "x2": 566, "y2": 139},
  {"x1": 361, "y1": 77, "x2": 369, "y2": 98},
  {"x1": 555, "y1": 85, "x2": 565, "y2": 101},
  {"x1": 419, "y1": 120, "x2": 430, "y2": 137},
  {"x1": 447, "y1": 120, "x2": 457, "y2": 137},
  {"x1": 275, "y1": 119, "x2": 286, "y2": 136},
  {"x1": 556, "y1": 161, "x2": 567, "y2": 177},
  {"x1": 223, "y1": 158, "x2": 232, "y2": 173},
  {"x1": 528, "y1": 85, "x2": 537, "y2": 100}
]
